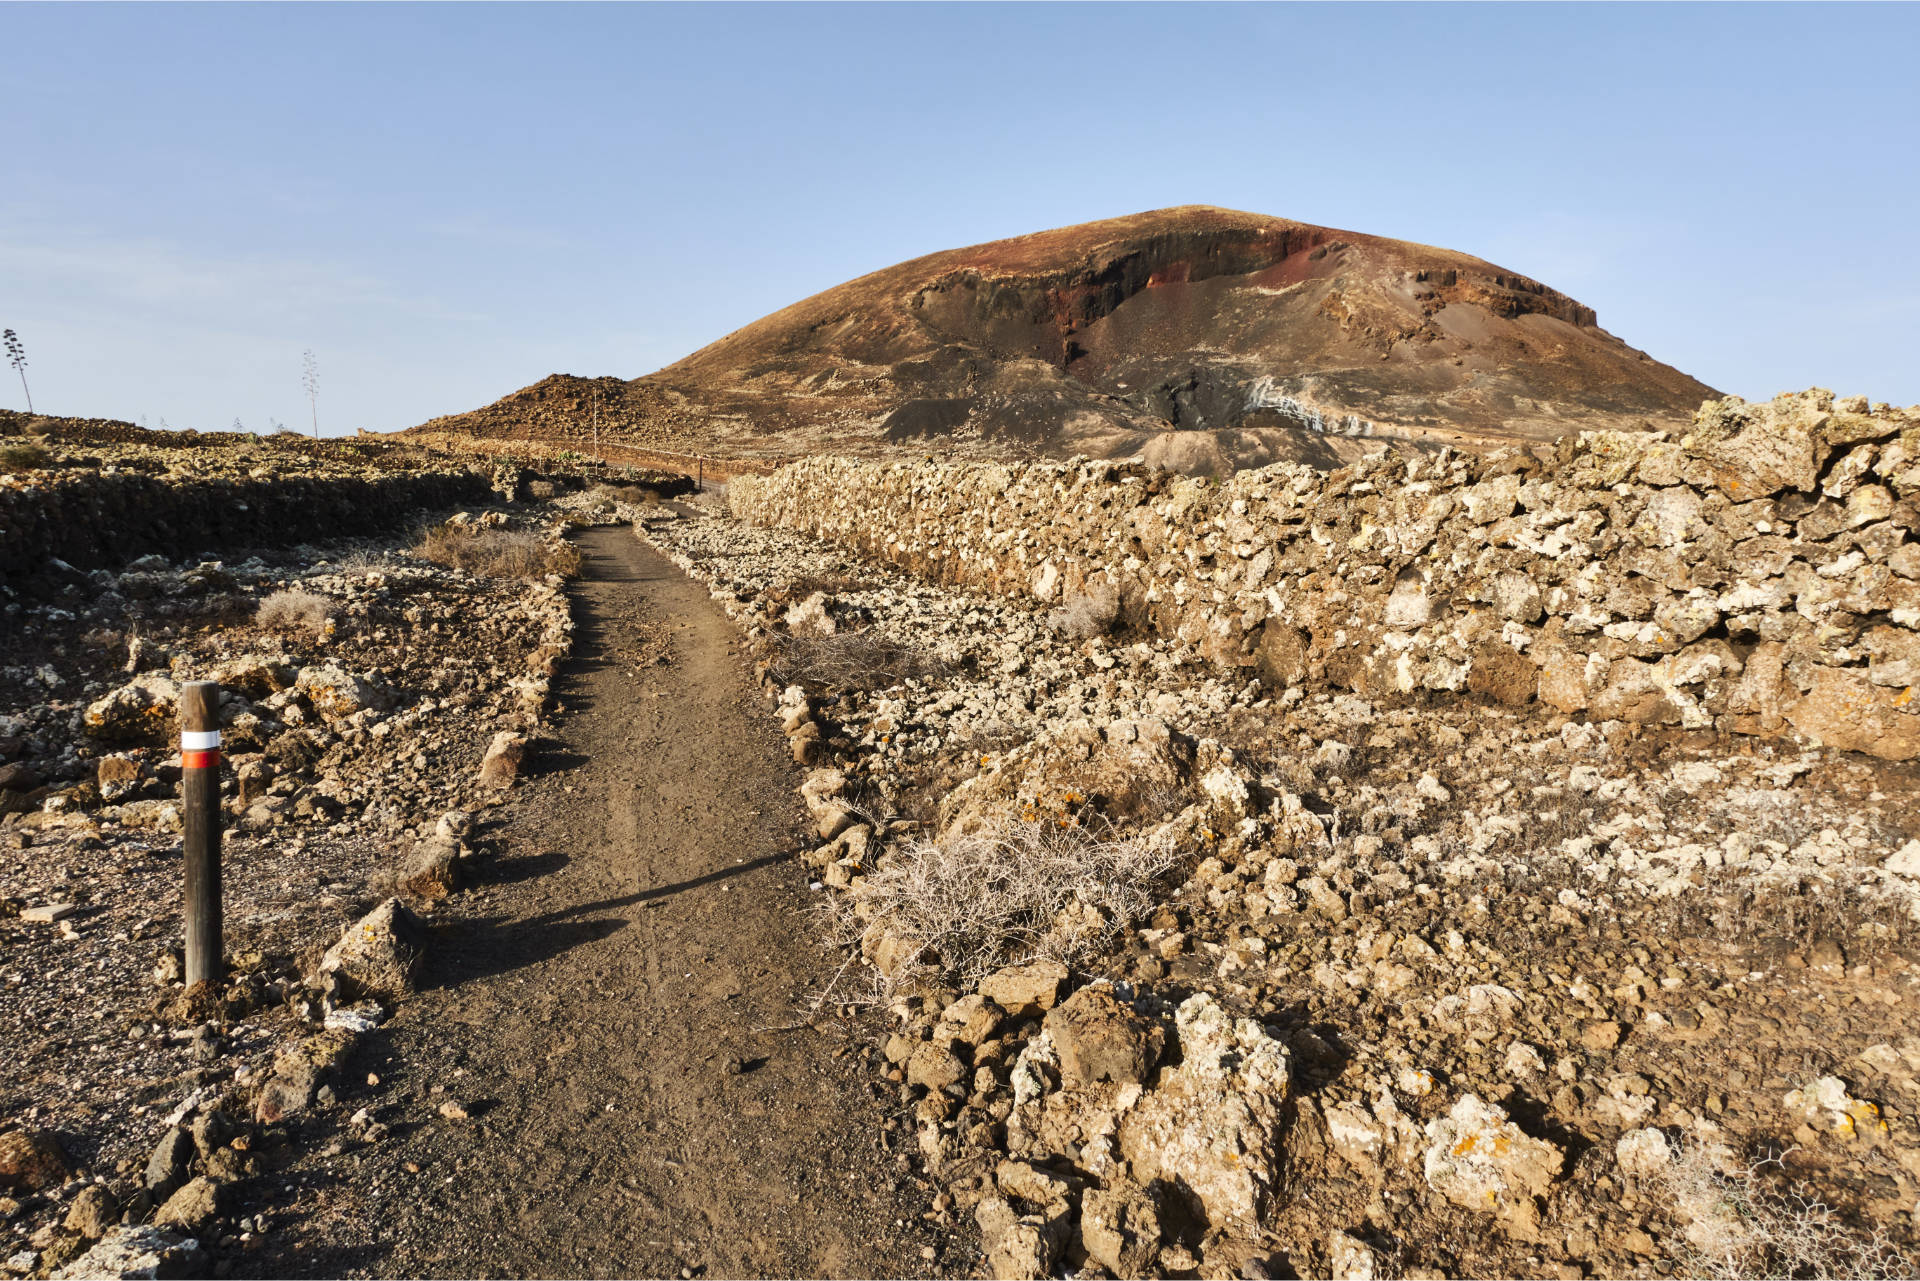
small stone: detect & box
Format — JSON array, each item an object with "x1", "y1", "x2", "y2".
[
  {"x1": 975, "y1": 1194, "x2": 1067, "y2": 1281},
  {"x1": 1580, "y1": 1020, "x2": 1624, "y2": 1052},
  {"x1": 437, "y1": 1101, "x2": 469, "y2": 1122},
  {"x1": 21, "y1": 903, "x2": 75, "y2": 924}
]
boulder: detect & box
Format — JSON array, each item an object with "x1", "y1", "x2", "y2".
[
  {"x1": 1329, "y1": 1229, "x2": 1377, "y2": 1281},
  {"x1": 978, "y1": 960, "x2": 1068, "y2": 1019},
  {"x1": 935, "y1": 994, "x2": 1004, "y2": 1048},
  {"x1": 974, "y1": 1194, "x2": 1069, "y2": 1281},
  {"x1": 906, "y1": 1041, "x2": 966, "y2": 1094},
  {"x1": 0, "y1": 1128, "x2": 68, "y2": 1193},
  {"x1": 397, "y1": 834, "x2": 462, "y2": 901},
  {"x1": 293, "y1": 664, "x2": 391, "y2": 721},
  {"x1": 1786, "y1": 667, "x2": 1920, "y2": 761},
  {"x1": 63, "y1": 1185, "x2": 120, "y2": 1239},
  {"x1": 150, "y1": 1177, "x2": 220, "y2": 1233},
  {"x1": 83, "y1": 674, "x2": 180, "y2": 741},
  {"x1": 1421, "y1": 1093, "x2": 1564, "y2": 1239},
  {"x1": 1080, "y1": 1179, "x2": 1163, "y2": 1276},
  {"x1": 478, "y1": 731, "x2": 528, "y2": 788},
  {"x1": 142, "y1": 1127, "x2": 192, "y2": 1196},
  {"x1": 1115, "y1": 995, "x2": 1291, "y2": 1229},
  {"x1": 1615, "y1": 1127, "x2": 1674, "y2": 1178},
  {"x1": 1042, "y1": 986, "x2": 1161, "y2": 1089},
  {"x1": 318, "y1": 898, "x2": 426, "y2": 1000},
  {"x1": 52, "y1": 1227, "x2": 203, "y2": 1281},
  {"x1": 254, "y1": 1030, "x2": 357, "y2": 1124}
]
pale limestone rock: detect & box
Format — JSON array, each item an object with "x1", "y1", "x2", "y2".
[
  {"x1": 1115, "y1": 995, "x2": 1291, "y2": 1229},
  {"x1": 1421, "y1": 1093, "x2": 1563, "y2": 1239}
]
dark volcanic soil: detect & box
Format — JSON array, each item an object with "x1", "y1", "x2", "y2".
[{"x1": 250, "y1": 527, "x2": 945, "y2": 1279}]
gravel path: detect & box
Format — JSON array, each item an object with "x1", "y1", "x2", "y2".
[{"x1": 255, "y1": 526, "x2": 938, "y2": 1278}]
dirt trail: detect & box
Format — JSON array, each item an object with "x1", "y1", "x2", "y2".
[{"x1": 260, "y1": 527, "x2": 936, "y2": 1278}]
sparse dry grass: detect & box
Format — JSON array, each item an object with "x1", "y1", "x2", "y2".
[
  {"x1": 254, "y1": 589, "x2": 333, "y2": 637},
  {"x1": 1663, "y1": 1143, "x2": 1911, "y2": 1280},
  {"x1": 414, "y1": 522, "x2": 583, "y2": 579},
  {"x1": 846, "y1": 817, "x2": 1180, "y2": 987},
  {"x1": 0, "y1": 441, "x2": 51, "y2": 470},
  {"x1": 1046, "y1": 585, "x2": 1119, "y2": 640},
  {"x1": 767, "y1": 629, "x2": 951, "y2": 693}
]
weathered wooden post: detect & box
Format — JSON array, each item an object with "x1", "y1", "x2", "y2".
[
  {"x1": 697, "y1": 456, "x2": 704, "y2": 492},
  {"x1": 179, "y1": 681, "x2": 224, "y2": 986}
]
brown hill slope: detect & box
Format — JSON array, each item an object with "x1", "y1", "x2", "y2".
[{"x1": 413, "y1": 206, "x2": 1718, "y2": 471}]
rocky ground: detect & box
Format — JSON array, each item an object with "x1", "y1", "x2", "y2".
[
  {"x1": 0, "y1": 504, "x2": 574, "y2": 1278},
  {"x1": 644, "y1": 498, "x2": 1920, "y2": 1280},
  {"x1": 8, "y1": 461, "x2": 1920, "y2": 1280}
]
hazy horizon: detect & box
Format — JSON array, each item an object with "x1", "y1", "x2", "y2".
[{"x1": 3, "y1": 2, "x2": 1916, "y2": 434}]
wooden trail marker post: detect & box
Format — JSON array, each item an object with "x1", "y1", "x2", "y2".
[{"x1": 179, "y1": 681, "x2": 224, "y2": 986}]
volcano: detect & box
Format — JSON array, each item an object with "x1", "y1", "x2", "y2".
[{"x1": 413, "y1": 206, "x2": 1718, "y2": 472}]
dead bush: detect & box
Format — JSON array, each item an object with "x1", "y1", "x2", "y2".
[
  {"x1": 254, "y1": 589, "x2": 333, "y2": 637},
  {"x1": 1662, "y1": 1142, "x2": 1911, "y2": 1279},
  {"x1": 590, "y1": 482, "x2": 660, "y2": 506},
  {"x1": 0, "y1": 441, "x2": 51, "y2": 470},
  {"x1": 414, "y1": 522, "x2": 582, "y2": 579},
  {"x1": 767, "y1": 629, "x2": 951, "y2": 693},
  {"x1": 1047, "y1": 584, "x2": 1119, "y2": 640},
  {"x1": 847, "y1": 818, "x2": 1180, "y2": 987}
]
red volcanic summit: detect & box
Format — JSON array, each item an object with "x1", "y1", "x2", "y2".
[{"x1": 413, "y1": 206, "x2": 1718, "y2": 471}]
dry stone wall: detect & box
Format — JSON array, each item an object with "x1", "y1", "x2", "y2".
[
  {"x1": 733, "y1": 389, "x2": 1920, "y2": 760},
  {"x1": 0, "y1": 464, "x2": 495, "y2": 587}
]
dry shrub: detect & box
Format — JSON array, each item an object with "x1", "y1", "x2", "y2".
[
  {"x1": 1047, "y1": 584, "x2": 1119, "y2": 640},
  {"x1": 767, "y1": 629, "x2": 951, "y2": 693},
  {"x1": 0, "y1": 441, "x2": 51, "y2": 470},
  {"x1": 255, "y1": 589, "x2": 332, "y2": 637},
  {"x1": 849, "y1": 818, "x2": 1180, "y2": 987},
  {"x1": 590, "y1": 482, "x2": 660, "y2": 506},
  {"x1": 1663, "y1": 1143, "x2": 1911, "y2": 1280},
  {"x1": 415, "y1": 522, "x2": 582, "y2": 579}
]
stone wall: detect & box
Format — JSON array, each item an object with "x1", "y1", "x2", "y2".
[
  {"x1": 732, "y1": 389, "x2": 1920, "y2": 760},
  {"x1": 0, "y1": 464, "x2": 496, "y2": 587}
]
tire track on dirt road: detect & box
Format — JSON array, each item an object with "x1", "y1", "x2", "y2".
[{"x1": 259, "y1": 526, "x2": 941, "y2": 1279}]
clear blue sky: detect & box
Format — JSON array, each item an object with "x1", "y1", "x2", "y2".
[{"x1": 3, "y1": 2, "x2": 1915, "y2": 434}]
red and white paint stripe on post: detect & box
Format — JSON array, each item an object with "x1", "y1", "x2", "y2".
[
  {"x1": 179, "y1": 682, "x2": 224, "y2": 987},
  {"x1": 181, "y1": 729, "x2": 222, "y2": 771}
]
